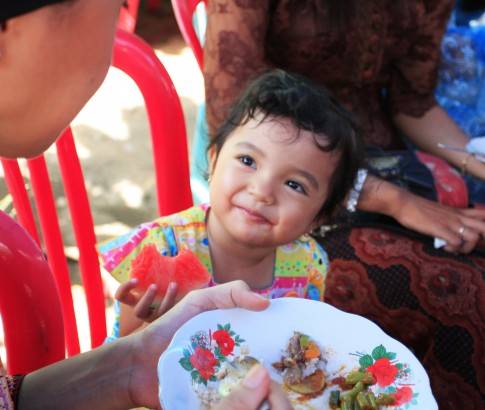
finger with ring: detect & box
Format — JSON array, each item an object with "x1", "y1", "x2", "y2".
[{"x1": 458, "y1": 226, "x2": 466, "y2": 238}]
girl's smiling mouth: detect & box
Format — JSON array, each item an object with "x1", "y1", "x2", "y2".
[{"x1": 235, "y1": 206, "x2": 272, "y2": 224}]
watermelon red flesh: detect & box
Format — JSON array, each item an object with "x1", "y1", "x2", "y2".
[
  {"x1": 130, "y1": 244, "x2": 210, "y2": 301},
  {"x1": 171, "y1": 250, "x2": 211, "y2": 297},
  {"x1": 130, "y1": 244, "x2": 174, "y2": 297}
]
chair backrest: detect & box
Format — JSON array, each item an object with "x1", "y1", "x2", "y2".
[
  {"x1": 0, "y1": 211, "x2": 65, "y2": 374},
  {"x1": 0, "y1": 29, "x2": 192, "y2": 359},
  {"x1": 117, "y1": 0, "x2": 140, "y2": 33},
  {"x1": 171, "y1": 0, "x2": 207, "y2": 71}
]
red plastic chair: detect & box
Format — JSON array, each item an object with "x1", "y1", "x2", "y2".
[
  {"x1": 117, "y1": 0, "x2": 140, "y2": 33},
  {"x1": 171, "y1": 0, "x2": 207, "y2": 71},
  {"x1": 147, "y1": 0, "x2": 163, "y2": 12},
  {"x1": 0, "y1": 29, "x2": 192, "y2": 360},
  {"x1": 0, "y1": 211, "x2": 65, "y2": 374}
]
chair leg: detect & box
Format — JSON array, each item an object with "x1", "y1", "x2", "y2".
[{"x1": 147, "y1": 0, "x2": 161, "y2": 11}]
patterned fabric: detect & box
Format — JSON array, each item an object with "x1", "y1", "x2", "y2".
[
  {"x1": 0, "y1": 377, "x2": 13, "y2": 410},
  {"x1": 0, "y1": 362, "x2": 19, "y2": 410},
  {"x1": 318, "y1": 226, "x2": 485, "y2": 410},
  {"x1": 100, "y1": 204, "x2": 328, "y2": 340},
  {"x1": 204, "y1": 0, "x2": 454, "y2": 147}
]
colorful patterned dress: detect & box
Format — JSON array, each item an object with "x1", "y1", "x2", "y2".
[{"x1": 99, "y1": 204, "x2": 328, "y2": 341}]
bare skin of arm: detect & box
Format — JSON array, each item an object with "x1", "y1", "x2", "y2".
[
  {"x1": 357, "y1": 175, "x2": 485, "y2": 253},
  {"x1": 18, "y1": 281, "x2": 269, "y2": 410},
  {"x1": 394, "y1": 104, "x2": 485, "y2": 180}
]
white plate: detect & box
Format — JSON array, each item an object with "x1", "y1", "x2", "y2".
[{"x1": 158, "y1": 298, "x2": 437, "y2": 410}]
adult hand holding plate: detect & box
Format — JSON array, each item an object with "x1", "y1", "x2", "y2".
[{"x1": 158, "y1": 298, "x2": 438, "y2": 410}]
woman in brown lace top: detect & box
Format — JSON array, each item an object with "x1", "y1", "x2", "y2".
[
  {"x1": 204, "y1": 2, "x2": 485, "y2": 409},
  {"x1": 204, "y1": 0, "x2": 485, "y2": 251},
  {"x1": 205, "y1": 1, "x2": 483, "y2": 174}
]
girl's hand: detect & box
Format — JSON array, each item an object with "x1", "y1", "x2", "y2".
[
  {"x1": 128, "y1": 280, "x2": 269, "y2": 409},
  {"x1": 115, "y1": 278, "x2": 178, "y2": 323}
]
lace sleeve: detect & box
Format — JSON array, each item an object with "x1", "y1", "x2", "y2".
[
  {"x1": 388, "y1": 0, "x2": 454, "y2": 117},
  {"x1": 204, "y1": 0, "x2": 272, "y2": 135}
]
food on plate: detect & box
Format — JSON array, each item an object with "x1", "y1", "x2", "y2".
[
  {"x1": 130, "y1": 244, "x2": 210, "y2": 301},
  {"x1": 328, "y1": 370, "x2": 396, "y2": 409},
  {"x1": 272, "y1": 332, "x2": 327, "y2": 397},
  {"x1": 217, "y1": 355, "x2": 260, "y2": 397},
  {"x1": 191, "y1": 354, "x2": 261, "y2": 409}
]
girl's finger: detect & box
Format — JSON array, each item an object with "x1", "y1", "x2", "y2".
[
  {"x1": 115, "y1": 279, "x2": 140, "y2": 306},
  {"x1": 134, "y1": 284, "x2": 159, "y2": 320},
  {"x1": 156, "y1": 282, "x2": 178, "y2": 317}
]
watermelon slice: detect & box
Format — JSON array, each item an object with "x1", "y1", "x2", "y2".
[{"x1": 130, "y1": 244, "x2": 210, "y2": 301}]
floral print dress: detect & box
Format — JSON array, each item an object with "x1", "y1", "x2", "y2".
[{"x1": 99, "y1": 204, "x2": 328, "y2": 341}]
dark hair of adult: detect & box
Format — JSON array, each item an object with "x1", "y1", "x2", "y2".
[
  {"x1": 209, "y1": 69, "x2": 365, "y2": 221},
  {"x1": 0, "y1": 0, "x2": 68, "y2": 22}
]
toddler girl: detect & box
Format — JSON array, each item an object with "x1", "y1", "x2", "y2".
[{"x1": 99, "y1": 69, "x2": 364, "y2": 338}]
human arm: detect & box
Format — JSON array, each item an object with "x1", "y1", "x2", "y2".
[
  {"x1": 204, "y1": 0, "x2": 271, "y2": 134},
  {"x1": 17, "y1": 281, "x2": 269, "y2": 410},
  {"x1": 357, "y1": 174, "x2": 485, "y2": 253},
  {"x1": 386, "y1": 1, "x2": 485, "y2": 177},
  {"x1": 394, "y1": 105, "x2": 485, "y2": 180}
]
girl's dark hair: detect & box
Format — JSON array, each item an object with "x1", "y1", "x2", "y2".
[{"x1": 208, "y1": 69, "x2": 365, "y2": 221}]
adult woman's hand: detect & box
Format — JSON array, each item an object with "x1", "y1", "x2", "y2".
[
  {"x1": 392, "y1": 190, "x2": 485, "y2": 253},
  {"x1": 214, "y1": 365, "x2": 294, "y2": 410},
  {"x1": 129, "y1": 280, "x2": 269, "y2": 409},
  {"x1": 359, "y1": 176, "x2": 485, "y2": 253}
]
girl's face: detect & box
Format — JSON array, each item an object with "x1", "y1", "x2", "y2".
[
  {"x1": 208, "y1": 116, "x2": 339, "y2": 249},
  {"x1": 0, "y1": 0, "x2": 124, "y2": 158}
]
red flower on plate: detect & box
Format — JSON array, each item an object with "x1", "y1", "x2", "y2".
[
  {"x1": 393, "y1": 386, "x2": 414, "y2": 405},
  {"x1": 189, "y1": 347, "x2": 218, "y2": 380},
  {"x1": 367, "y1": 358, "x2": 399, "y2": 387},
  {"x1": 213, "y1": 329, "x2": 235, "y2": 356}
]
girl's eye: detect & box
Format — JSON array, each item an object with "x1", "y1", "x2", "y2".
[
  {"x1": 286, "y1": 180, "x2": 307, "y2": 194},
  {"x1": 238, "y1": 155, "x2": 255, "y2": 168}
]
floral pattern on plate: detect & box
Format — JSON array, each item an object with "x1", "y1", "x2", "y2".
[
  {"x1": 178, "y1": 324, "x2": 245, "y2": 385},
  {"x1": 352, "y1": 344, "x2": 418, "y2": 409}
]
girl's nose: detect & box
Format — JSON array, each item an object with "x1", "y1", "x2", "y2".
[{"x1": 248, "y1": 174, "x2": 274, "y2": 205}]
